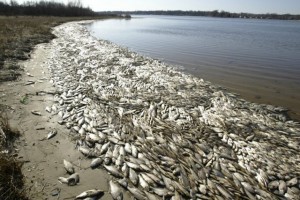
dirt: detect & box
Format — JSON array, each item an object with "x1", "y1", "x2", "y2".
[{"x1": 0, "y1": 43, "x2": 126, "y2": 200}]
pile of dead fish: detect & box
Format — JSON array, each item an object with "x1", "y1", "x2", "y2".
[{"x1": 44, "y1": 21, "x2": 300, "y2": 199}]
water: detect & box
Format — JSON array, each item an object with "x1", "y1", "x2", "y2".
[{"x1": 87, "y1": 15, "x2": 300, "y2": 121}]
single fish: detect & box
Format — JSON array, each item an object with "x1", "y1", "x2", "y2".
[
  {"x1": 109, "y1": 180, "x2": 123, "y2": 200},
  {"x1": 63, "y1": 159, "x2": 75, "y2": 174},
  {"x1": 75, "y1": 189, "x2": 104, "y2": 199},
  {"x1": 31, "y1": 110, "x2": 42, "y2": 116},
  {"x1": 127, "y1": 186, "x2": 146, "y2": 200},
  {"x1": 45, "y1": 106, "x2": 52, "y2": 113},
  {"x1": 104, "y1": 165, "x2": 123, "y2": 178},
  {"x1": 129, "y1": 168, "x2": 138, "y2": 186},
  {"x1": 47, "y1": 130, "x2": 57, "y2": 139},
  {"x1": 67, "y1": 173, "x2": 80, "y2": 186},
  {"x1": 58, "y1": 173, "x2": 79, "y2": 186},
  {"x1": 90, "y1": 157, "x2": 103, "y2": 169}
]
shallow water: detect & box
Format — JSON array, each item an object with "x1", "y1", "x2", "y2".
[{"x1": 87, "y1": 15, "x2": 300, "y2": 121}]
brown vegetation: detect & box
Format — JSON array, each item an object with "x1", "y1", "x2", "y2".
[
  {"x1": 0, "y1": 16, "x2": 117, "y2": 82},
  {"x1": 0, "y1": 114, "x2": 27, "y2": 200}
]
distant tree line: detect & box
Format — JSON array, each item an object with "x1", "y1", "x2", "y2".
[
  {"x1": 0, "y1": 0, "x2": 97, "y2": 16},
  {"x1": 100, "y1": 10, "x2": 300, "y2": 20}
]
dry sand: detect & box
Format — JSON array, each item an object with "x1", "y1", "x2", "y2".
[{"x1": 0, "y1": 43, "x2": 127, "y2": 199}]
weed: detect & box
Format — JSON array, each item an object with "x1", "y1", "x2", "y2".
[
  {"x1": 0, "y1": 115, "x2": 27, "y2": 200},
  {"x1": 20, "y1": 94, "x2": 28, "y2": 105}
]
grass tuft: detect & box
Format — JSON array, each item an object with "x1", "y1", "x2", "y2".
[{"x1": 0, "y1": 115, "x2": 27, "y2": 200}]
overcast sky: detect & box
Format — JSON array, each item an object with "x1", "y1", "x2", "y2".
[{"x1": 13, "y1": 0, "x2": 300, "y2": 14}]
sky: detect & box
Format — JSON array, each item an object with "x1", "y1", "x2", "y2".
[{"x1": 13, "y1": 0, "x2": 300, "y2": 14}]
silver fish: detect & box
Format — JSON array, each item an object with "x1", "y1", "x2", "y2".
[
  {"x1": 104, "y1": 165, "x2": 123, "y2": 178},
  {"x1": 63, "y1": 159, "x2": 74, "y2": 174},
  {"x1": 117, "y1": 178, "x2": 128, "y2": 188},
  {"x1": 47, "y1": 130, "x2": 57, "y2": 139},
  {"x1": 129, "y1": 168, "x2": 138, "y2": 186},
  {"x1": 138, "y1": 174, "x2": 149, "y2": 190},
  {"x1": 67, "y1": 173, "x2": 80, "y2": 186},
  {"x1": 90, "y1": 157, "x2": 103, "y2": 169},
  {"x1": 127, "y1": 187, "x2": 146, "y2": 200},
  {"x1": 109, "y1": 180, "x2": 123, "y2": 200},
  {"x1": 75, "y1": 189, "x2": 104, "y2": 199},
  {"x1": 145, "y1": 191, "x2": 159, "y2": 200}
]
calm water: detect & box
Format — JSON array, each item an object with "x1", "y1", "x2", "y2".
[{"x1": 87, "y1": 15, "x2": 300, "y2": 121}]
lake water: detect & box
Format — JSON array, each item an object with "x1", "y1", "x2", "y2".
[{"x1": 86, "y1": 15, "x2": 300, "y2": 121}]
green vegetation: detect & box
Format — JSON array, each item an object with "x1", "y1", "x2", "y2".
[{"x1": 103, "y1": 10, "x2": 300, "y2": 20}]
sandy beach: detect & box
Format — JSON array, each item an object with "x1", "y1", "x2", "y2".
[{"x1": 1, "y1": 21, "x2": 300, "y2": 199}]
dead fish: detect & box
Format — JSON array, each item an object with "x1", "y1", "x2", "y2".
[
  {"x1": 25, "y1": 80, "x2": 35, "y2": 85},
  {"x1": 131, "y1": 144, "x2": 138, "y2": 157},
  {"x1": 145, "y1": 172, "x2": 164, "y2": 186},
  {"x1": 104, "y1": 165, "x2": 123, "y2": 178},
  {"x1": 162, "y1": 175, "x2": 174, "y2": 191},
  {"x1": 109, "y1": 180, "x2": 123, "y2": 200},
  {"x1": 287, "y1": 177, "x2": 298, "y2": 187},
  {"x1": 100, "y1": 142, "x2": 110, "y2": 155},
  {"x1": 176, "y1": 190, "x2": 186, "y2": 200},
  {"x1": 199, "y1": 184, "x2": 207, "y2": 194},
  {"x1": 90, "y1": 157, "x2": 103, "y2": 169},
  {"x1": 278, "y1": 180, "x2": 287, "y2": 195},
  {"x1": 241, "y1": 182, "x2": 255, "y2": 194},
  {"x1": 79, "y1": 146, "x2": 95, "y2": 157},
  {"x1": 117, "y1": 178, "x2": 128, "y2": 188},
  {"x1": 138, "y1": 174, "x2": 149, "y2": 190},
  {"x1": 58, "y1": 173, "x2": 80, "y2": 186},
  {"x1": 47, "y1": 130, "x2": 57, "y2": 139},
  {"x1": 151, "y1": 187, "x2": 173, "y2": 197},
  {"x1": 116, "y1": 154, "x2": 124, "y2": 167},
  {"x1": 31, "y1": 110, "x2": 42, "y2": 116},
  {"x1": 140, "y1": 173, "x2": 157, "y2": 187},
  {"x1": 126, "y1": 161, "x2": 141, "y2": 171},
  {"x1": 75, "y1": 189, "x2": 104, "y2": 199},
  {"x1": 67, "y1": 173, "x2": 80, "y2": 186},
  {"x1": 216, "y1": 184, "x2": 232, "y2": 199},
  {"x1": 45, "y1": 106, "x2": 52, "y2": 113},
  {"x1": 145, "y1": 191, "x2": 159, "y2": 200},
  {"x1": 58, "y1": 177, "x2": 69, "y2": 184},
  {"x1": 129, "y1": 168, "x2": 138, "y2": 186},
  {"x1": 124, "y1": 143, "x2": 132, "y2": 154},
  {"x1": 121, "y1": 163, "x2": 129, "y2": 178},
  {"x1": 127, "y1": 187, "x2": 146, "y2": 200},
  {"x1": 63, "y1": 159, "x2": 75, "y2": 174}
]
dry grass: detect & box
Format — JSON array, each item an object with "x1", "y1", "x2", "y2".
[
  {"x1": 0, "y1": 15, "x2": 115, "y2": 82},
  {"x1": 0, "y1": 115, "x2": 27, "y2": 200}
]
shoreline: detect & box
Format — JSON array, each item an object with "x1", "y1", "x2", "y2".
[{"x1": 1, "y1": 21, "x2": 300, "y2": 199}]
